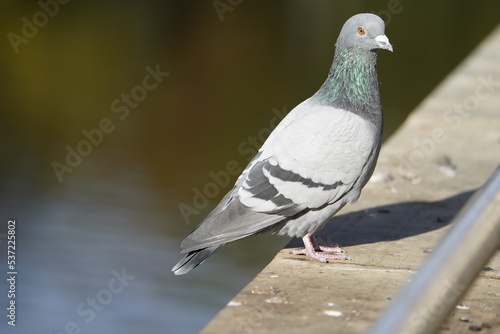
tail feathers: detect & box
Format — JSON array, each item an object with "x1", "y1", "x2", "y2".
[{"x1": 172, "y1": 244, "x2": 224, "y2": 275}]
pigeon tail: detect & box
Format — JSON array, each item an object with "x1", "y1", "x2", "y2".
[{"x1": 172, "y1": 244, "x2": 224, "y2": 275}]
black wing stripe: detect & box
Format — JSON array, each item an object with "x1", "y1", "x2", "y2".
[{"x1": 263, "y1": 160, "x2": 343, "y2": 190}]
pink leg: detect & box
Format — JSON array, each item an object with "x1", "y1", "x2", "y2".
[{"x1": 291, "y1": 234, "x2": 349, "y2": 263}]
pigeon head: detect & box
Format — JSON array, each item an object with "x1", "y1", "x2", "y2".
[
  {"x1": 336, "y1": 13, "x2": 393, "y2": 52},
  {"x1": 314, "y1": 13, "x2": 392, "y2": 124}
]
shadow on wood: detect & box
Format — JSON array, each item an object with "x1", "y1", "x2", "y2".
[{"x1": 286, "y1": 190, "x2": 474, "y2": 249}]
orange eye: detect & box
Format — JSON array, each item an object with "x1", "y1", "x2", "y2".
[{"x1": 357, "y1": 27, "x2": 366, "y2": 35}]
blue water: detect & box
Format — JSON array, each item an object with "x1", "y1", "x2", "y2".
[
  {"x1": 0, "y1": 150, "x2": 287, "y2": 334},
  {"x1": 0, "y1": 150, "x2": 286, "y2": 334}
]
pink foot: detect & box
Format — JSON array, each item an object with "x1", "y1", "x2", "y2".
[{"x1": 291, "y1": 234, "x2": 349, "y2": 263}]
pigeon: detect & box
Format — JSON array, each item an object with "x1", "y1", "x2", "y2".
[{"x1": 173, "y1": 13, "x2": 392, "y2": 275}]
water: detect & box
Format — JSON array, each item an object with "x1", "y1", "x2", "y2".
[
  {"x1": 0, "y1": 1, "x2": 498, "y2": 333},
  {"x1": 0, "y1": 149, "x2": 287, "y2": 334}
]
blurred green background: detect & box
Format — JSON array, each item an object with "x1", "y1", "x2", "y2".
[{"x1": 0, "y1": 1, "x2": 498, "y2": 333}]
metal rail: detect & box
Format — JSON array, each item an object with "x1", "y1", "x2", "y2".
[{"x1": 369, "y1": 166, "x2": 500, "y2": 334}]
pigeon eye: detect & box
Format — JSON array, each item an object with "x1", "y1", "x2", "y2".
[{"x1": 357, "y1": 27, "x2": 366, "y2": 36}]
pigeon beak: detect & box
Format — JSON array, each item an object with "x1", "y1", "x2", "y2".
[{"x1": 375, "y1": 35, "x2": 393, "y2": 52}]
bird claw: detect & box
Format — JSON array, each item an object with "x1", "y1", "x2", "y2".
[
  {"x1": 291, "y1": 248, "x2": 349, "y2": 262},
  {"x1": 290, "y1": 235, "x2": 349, "y2": 262}
]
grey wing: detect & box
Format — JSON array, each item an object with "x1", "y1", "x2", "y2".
[{"x1": 179, "y1": 155, "x2": 303, "y2": 253}]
